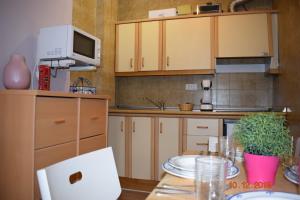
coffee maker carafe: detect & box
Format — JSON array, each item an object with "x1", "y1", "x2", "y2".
[{"x1": 200, "y1": 79, "x2": 213, "y2": 111}]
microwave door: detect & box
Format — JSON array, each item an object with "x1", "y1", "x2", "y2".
[{"x1": 73, "y1": 31, "x2": 95, "y2": 59}]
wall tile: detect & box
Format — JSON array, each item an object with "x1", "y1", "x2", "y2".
[
  {"x1": 216, "y1": 89, "x2": 230, "y2": 106},
  {"x1": 116, "y1": 73, "x2": 273, "y2": 108}
]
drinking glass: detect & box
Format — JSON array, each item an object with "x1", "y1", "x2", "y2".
[
  {"x1": 219, "y1": 136, "x2": 236, "y2": 166},
  {"x1": 195, "y1": 156, "x2": 227, "y2": 200}
]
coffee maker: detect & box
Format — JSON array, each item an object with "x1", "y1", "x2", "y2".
[{"x1": 200, "y1": 79, "x2": 213, "y2": 111}]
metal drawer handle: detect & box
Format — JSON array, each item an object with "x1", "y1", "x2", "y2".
[
  {"x1": 130, "y1": 58, "x2": 133, "y2": 68},
  {"x1": 121, "y1": 121, "x2": 124, "y2": 132},
  {"x1": 166, "y1": 56, "x2": 170, "y2": 67},
  {"x1": 132, "y1": 121, "x2": 135, "y2": 133},
  {"x1": 159, "y1": 122, "x2": 163, "y2": 134},
  {"x1": 196, "y1": 142, "x2": 208, "y2": 146},
  {"x1": 91, "y1": 116, "x2": 99, "y2": 120},
  {"x1": 142, "y1": 57, "x2": 145, "y2": 68},
  {"x1": 54, "y1": 119, "x2": 66, "y2": 124},
  {"x1": 196, "y1": 126, "x2": 208, "y2": 129}
]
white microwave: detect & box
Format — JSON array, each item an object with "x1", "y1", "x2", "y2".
[{"x1": 37, "y1": 25, "x2": 101, "y2": 66}]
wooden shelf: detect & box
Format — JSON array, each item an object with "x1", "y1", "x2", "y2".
[
  {"x1": 116, "y1": 10, "x2": 278, "y2": 24},
  {"x1": 115, "y1": 69, "x2": 215, "y2": 77}
]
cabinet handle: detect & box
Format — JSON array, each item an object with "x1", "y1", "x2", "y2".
[
  {"x1": 120, "y1": 121, "x2": 124, "y2": 132},
  {"x1": 90, "y1": 116, "x2": 99, "y2": 120},
  {"x1": 132, "y1": 121, "x2": 135, "y2": 133},
  {"x1": 130, "y1": 58, "x2": 133, "y2": 68},
  {"x1": 159, "y1": 122, "x2": 163, "y2": 134},
  {"x1": 142, "y1": 57, "x2": 144, "y2": 68},
  {"x1": 196, "y1": 126, "x2": 208, "y2": 129},
  {"x1": 166, "y1": 56, "x2": 170, "y2": 67},
  {"x1": 196, "y1": 142, "x2": 208, "y2": 146},
  {"x1": 54, "y1": 119, "x2": 66, "y2": 124}
]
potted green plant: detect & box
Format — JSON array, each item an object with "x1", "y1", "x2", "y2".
[{"x1": 233, "y1": 113, "x2": 292, "y2": 185}]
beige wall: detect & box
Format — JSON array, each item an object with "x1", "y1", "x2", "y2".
[
  {"x1": 0, "y1": 0, "x2": 73, "y2": 89},
  {"x1": 72, "y1": 0, "x2": 117, "y2": 104},
  {"x1": 273, "y1": 1, "x2": 300, "y2": 138}
]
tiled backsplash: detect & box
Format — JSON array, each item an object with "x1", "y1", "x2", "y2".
[{"x1": 115, "y1": 73, "x2": 273, "y2": 109}]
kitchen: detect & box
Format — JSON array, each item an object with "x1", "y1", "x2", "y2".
[{"x1": 0, "y1": 0, "x2": 299, "y2": 199}]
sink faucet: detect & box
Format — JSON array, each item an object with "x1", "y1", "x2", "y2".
[{"x1": 144, "y1": 97, "x2": 166, "y2": 110}]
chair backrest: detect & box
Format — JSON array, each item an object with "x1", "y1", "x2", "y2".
[{"x1": 37, "y1": 147, "x2": 121, "y2": 200}]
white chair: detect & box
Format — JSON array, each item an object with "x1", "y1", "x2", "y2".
[{"x1": 37, "y1": 147, "x2": 121, "y2": 200}]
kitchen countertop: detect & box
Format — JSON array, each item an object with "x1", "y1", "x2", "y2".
[
  {"x1": 0, "y1": 89, "x2": 110, "y2": 99},
  {"x1": 109, "y1": 108, "x2": 286, "y2": 118}
]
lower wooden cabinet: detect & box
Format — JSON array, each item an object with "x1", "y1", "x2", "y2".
[
  {"x1": 131, "y1": 117, "x2": 154, "y2": 179},
  {"x1": 79, "y1": 134, "x2": 106, "y2": 155},
  {"x1": 109, "y1": 114, "x2": 222, "y2": 181},
  {"x1": 0, "y1": 91, "x2": 109, "y2": 200},
  {"x1": 156, "y1": 117, "x2": 180, "y2": 180},
  {"x1": 108, "y1": 116, "x2": 126, "y2": 177},
  {"x1": 108, "y1": 116, "x2": 154, "y2": 179},
  {"x1": 34, "y1": 141, "x2": 77, "y2": 199},
  {"x1": 108, "y1": 115, "x2": 182, "y2": 181},
  {"x1": 183, "y1": 118, "x2": 222, "y2": 152}
]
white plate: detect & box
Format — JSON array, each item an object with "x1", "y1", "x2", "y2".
[
  {"x1": 168, "y1": 155, "x2": 233, "y2": 172},
  {"x1": 228, "y1": 191, "x2": 300, "y2": 200},
  {"x1": 284, "y1": 168, "x2": 299, "y2": 185},
  {"x1": 162, "y1": 161, "x2": 239, "y2": 180},
  {"x1": 168, "y1": 155, "x2": 233, "y2": 174}
]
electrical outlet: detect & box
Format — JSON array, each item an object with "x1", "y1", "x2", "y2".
[{"x1": 185, "y1": 83, "x2": 198, "y2": 91}]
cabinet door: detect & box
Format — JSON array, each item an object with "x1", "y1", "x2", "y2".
[
  {"x1": 80, "y1": 99, "x2": 107, "y2": 139},
  {"x1": 131, "y1": 117, "x2": 153, "y2": 180},
  {"x1": 34, "y1": 142, "x2": 76, "y2": 200},
  {"x1": 217, "y1": 14, "x2": 271, "y2": 57},
  {"x1": 108, "y1": 116, "x2": 126, "y2": 177},
  {"x1": 79, "y1": 134, "x2": 106, "y2": 155},
  {"x1": 35, "y1": 97, "x2": 77, "y2": 149},
  {"x1": 157, "y1": 118, "x2": 180, "y2": 180},
  {"x1": 184, "y1": 118, "x2": 220, "y2": 152},
  {"x1": 165, "y1": 17, "x2": 212, "y2": 70},
  {"x1": 116, "y1": 23, "x2": 137, "y2": 72},
  {"x1": 139, "y1": 21, "x2": 161, "y2": 71}
]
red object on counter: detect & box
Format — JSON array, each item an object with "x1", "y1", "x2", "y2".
[{"x1": 38, "y1": 65, "x2": 51, "y2": 90}]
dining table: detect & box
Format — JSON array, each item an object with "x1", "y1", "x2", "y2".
[{"x1": 146, "y1": 152, "x2": 298, "y2": 200}]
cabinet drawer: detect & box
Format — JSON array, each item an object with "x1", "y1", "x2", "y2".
[
  {"x1": 186, "y1": 135, "x2": 209, "y2": 152},
  {"x1": 34, "y1": 141, "x2": 76, "y2": 200},
  {"x1": 79, "y1": 134, "x2": 106, "y2": 155},
  {"x1": 80, "y1": 99, "x2": 107, "y2": 138},
  {"x1": 35, "y1": 97, "x2": 77, "y2": 149},
  {"x1": 186, "y1": 119, "x2": 218, "y2": 136}
]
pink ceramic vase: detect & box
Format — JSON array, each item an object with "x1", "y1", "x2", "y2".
[
  {"x1": 244, "y1": 152, "x2": 280, "y2": 185},
  {"x1": 3, "y1": 54, "x2": 31, "y2": 89}
]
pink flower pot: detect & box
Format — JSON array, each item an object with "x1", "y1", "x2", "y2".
[
  {"x1": 244, "y1": 152, "x2": 279, "y2": 185},
  {"x1": 3, "y1": 54, "x2": 31, "y2": 89}
]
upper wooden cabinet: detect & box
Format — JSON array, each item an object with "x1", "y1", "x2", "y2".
[
  {"x1": 216, "y1": 13, "x2": 272, "y2": 57},
  {"x1": 115, "y1": 11, "x2": 276, "y2": 75},
  {"x1": 139, "y1": 21, "x2": 161, "y2": 71},
  {"x1": 164, "y1": 17, "x2": 213, "y2": 70},
  {"x1": 116, "y1": 21, "x2": 161, "y2": 72},
  {"x1": 116, "y1": 23, "x2": 137, "y2": 72}
]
